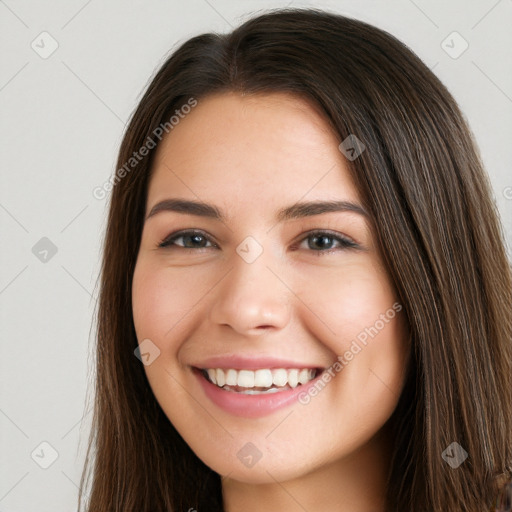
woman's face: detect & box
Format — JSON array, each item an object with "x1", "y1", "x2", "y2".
[{"x1": 132, "y1": 91, "x2": 409, "y2": 484}]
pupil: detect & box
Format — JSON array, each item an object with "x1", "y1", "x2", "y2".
[
  {"x1": 312, "y1": 234, "x2": 332, "y2": 249},
  {"x1": 186, "y1": 234, "x2": 204, "y2": 248}
]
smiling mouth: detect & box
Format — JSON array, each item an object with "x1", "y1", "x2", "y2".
[{"x1": 199, "y1": 367, "x2": 321, "y2": 395}]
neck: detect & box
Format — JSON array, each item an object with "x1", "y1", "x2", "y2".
[{"x1": 222, "y1": 424, "x2": 393, "y2": 512}]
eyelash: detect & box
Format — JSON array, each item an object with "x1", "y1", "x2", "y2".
[{"x1": 157, "y1": 229, "x2": 359, "y2": 255}]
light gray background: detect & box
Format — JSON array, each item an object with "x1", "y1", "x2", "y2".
[{"x1": 1, "y1": 1, "x2": 511, "y2": 510}]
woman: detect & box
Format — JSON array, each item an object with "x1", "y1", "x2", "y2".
[{"x1": 79, "y1": 8, "x2": 512, "y2": 511}]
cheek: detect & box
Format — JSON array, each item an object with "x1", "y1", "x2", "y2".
[
  {"x1": 132, "y1": 262, "x2": 209, "y2": 343},
  {"x1": 294, "y1": 261, "x2": 408, "y2": 409},
  {"x1": 294, "y1": 260, "x2": 400, "y2": 346},
  {"x1": 132, "y1": 266, "x2": 168, "y2": 342}
]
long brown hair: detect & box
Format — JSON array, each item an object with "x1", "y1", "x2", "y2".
[{"x1": 79, "y1": 8, "x2": 512, "y2": 511}]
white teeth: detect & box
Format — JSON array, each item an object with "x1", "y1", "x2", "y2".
[
  {"x1": 237, "y1": 370, "x2": 254, "y2": 387},
  {"x1": 272, "y1": 368, "x2": 288, "y2": 387},
  {"x1": 225, "y1": 369, "x2": 237, "y2": 386},
  {"x1": 288, "y1": 369, "x2": 299, "y2": 388},
  {"x1": 215, "y1": 368, "x2": 225, "y2": 387},
  {"x1": 207, "y1": 369, "x2": 217, "y2": 384},
  {"x1": 298, "y1": 368, "x2": 312, "y2": 384},
  {"x1": 239, "y1": 387, "x2": 281, "y2": 395},
  {"x1": 203, "y1": 367, "x2": 318, "y2": 392},
  {"x1": 254, "y1": 369, "x2": 273, "y2": 387}
]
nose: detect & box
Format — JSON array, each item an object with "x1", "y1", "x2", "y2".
[{"x1": 208, "y1": 249, "x2": 292, "y2": 336}]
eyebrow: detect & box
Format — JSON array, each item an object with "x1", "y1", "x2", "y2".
[{"x1": 146, "y1": 198, "x2": 368, "y2": 223}]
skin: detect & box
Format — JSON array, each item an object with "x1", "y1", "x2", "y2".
[{"x1": 132, "y1": 91, "x2": 410, "y2": 511}]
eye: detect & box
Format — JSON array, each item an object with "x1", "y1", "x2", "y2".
[
  {"x1": 158, "y1": 229, "x2": 359, "y2": 254},
  {"x1": 158, "y1": 230, "x2": 216, "y2": 250},
  {"x1": 294, "y1": 230, "x2": 359, "y2": 255}
]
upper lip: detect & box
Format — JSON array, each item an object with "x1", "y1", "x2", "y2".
[{"x1": 191, "y1": 354, "x2": 327, "y2": 370}]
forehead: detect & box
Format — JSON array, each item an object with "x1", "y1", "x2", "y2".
[{"x1": 147, "y1": 91, "x2": 361, "y2": 214}]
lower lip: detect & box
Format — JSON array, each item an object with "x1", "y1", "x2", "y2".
[{"x1": 194, "y1": 368, "x2": 322, "y2": 418}]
